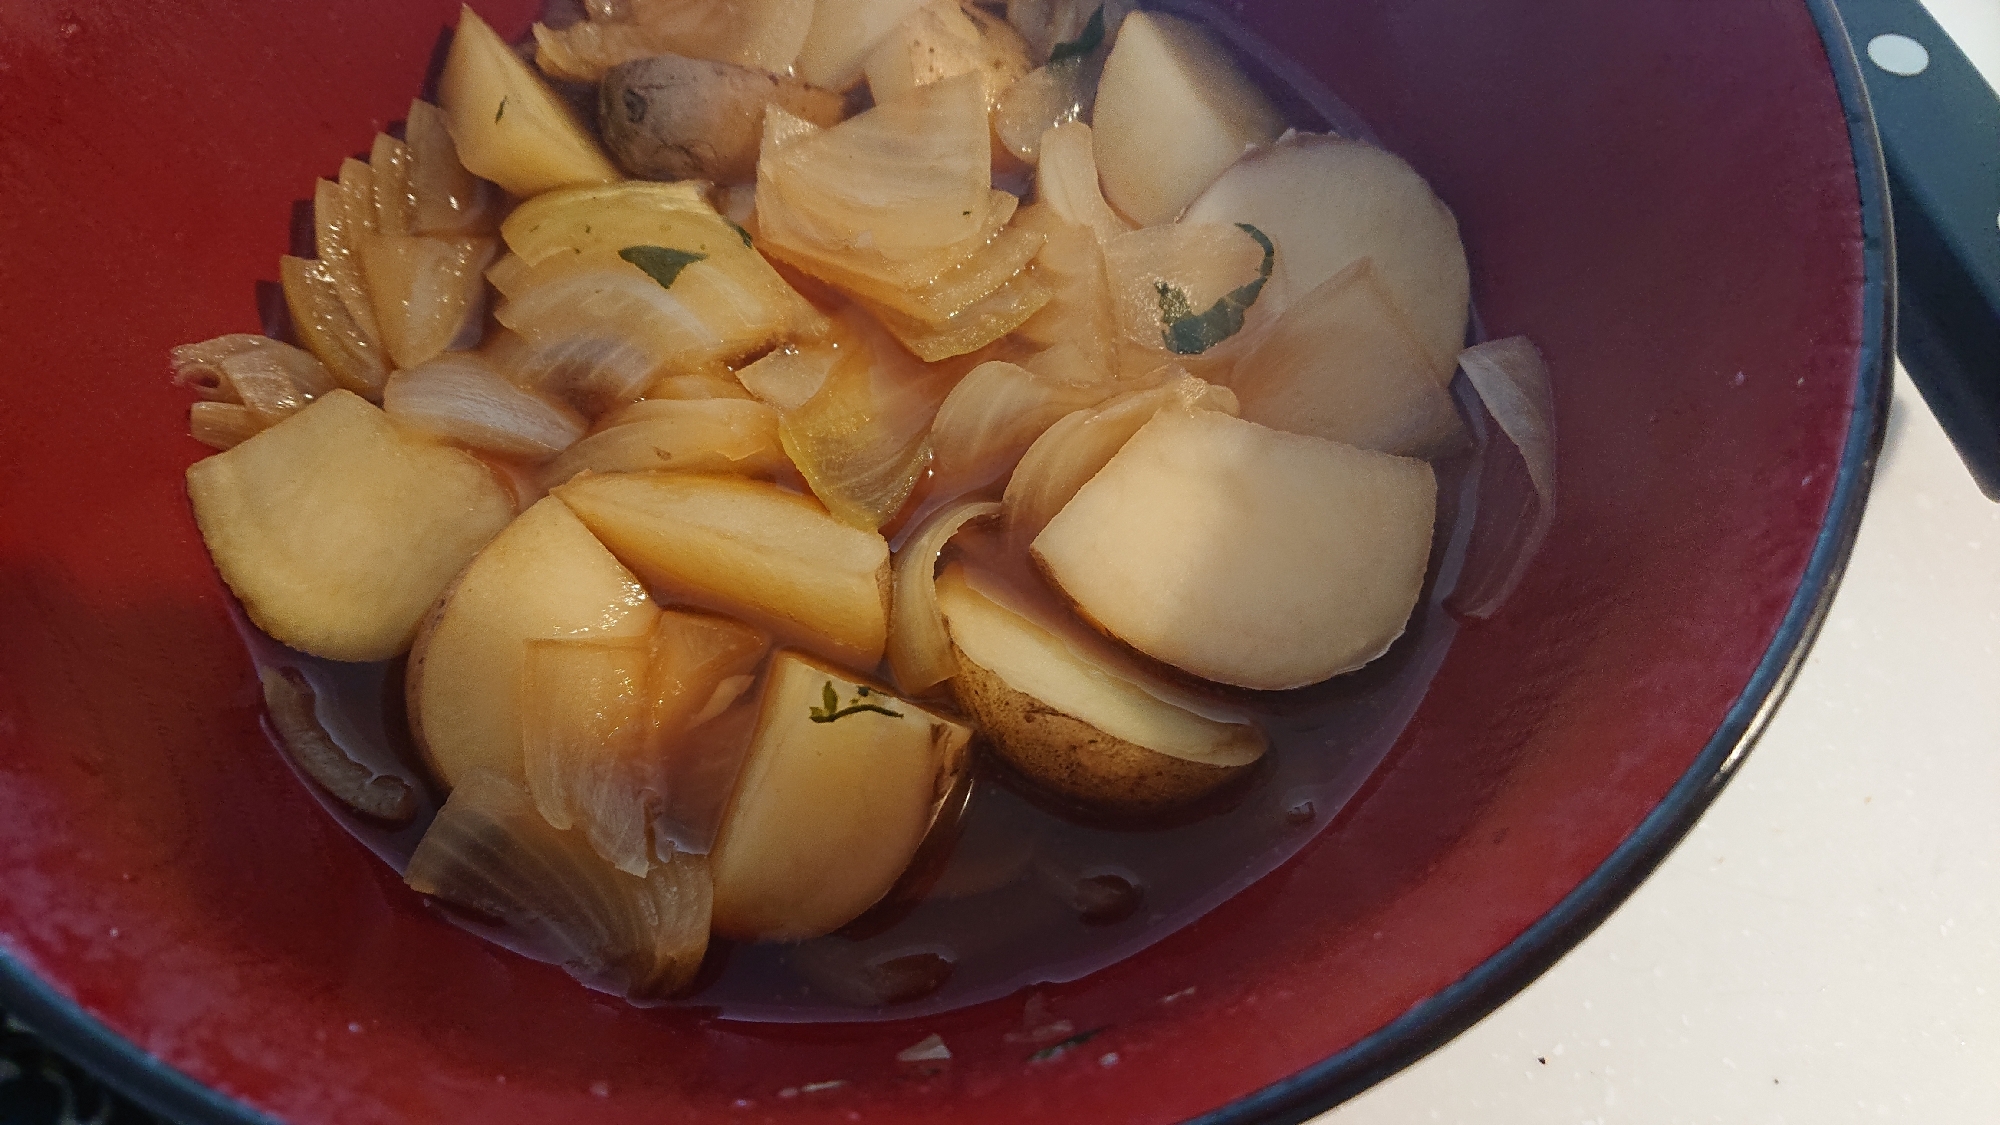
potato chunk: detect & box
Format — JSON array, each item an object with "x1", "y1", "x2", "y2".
[
  {"x1": 186, "y1": 390, "x2": 514, "y2": 662},
  {"x1": 1033, "y1": 407, "x2": 1436, "y2": 690},
  {"x1": 438, "y1": 6, "x2": 621, "y2": 198},
  {"x1": 938, "y1": 566, "x2": 1263, "y2": 814},
  {"x1": 408, "y1": 496, "x2": 661, "y2": 788},
  {"x1": 555, "y1": 473, "x2": 893, "y2": 670},
  {"x1": 1091, "y1": 11, "x2": 1282, "y2": 226},
  {"x1": 708, "y1": 652, "x2": 971, "y2": 941}
]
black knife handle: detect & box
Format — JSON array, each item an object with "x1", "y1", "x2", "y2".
[{"x1": 1830, "y1": 0, "x2": 2000, "y2": 500}]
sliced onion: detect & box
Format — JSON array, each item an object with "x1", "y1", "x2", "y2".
[
  {"x1": 171, "y1": 334, "x2": 335, "y2": 427},
  {"x1": 758, "y1": 74, "x2": 992, "y2": 260},
  {"x1": 1001, "y1": 370, "x2": 1236, "y2": 551},
  {"x1": 1033, "y1": 121, "x2": 1130, "y2": 244},
  {"x1": 540, "y1": 396, "x2": 789, "y2": 488},
  {"x1": 646, "y1": 612, "x2": 770, "y2": 855},
  {"x1": 405, "y1": 99, "x2": 499, "y2": 237},
  {"x1": 927, "y1": 360, "x2": 1111, "y2": 504},
  {"x1": 369, "y1": 132, "x2": 415, "y2": 238},
  {"x1": 498, "y1": 247, "x2": 818, "y2": 415},
  {"x1": 778, "y1": 309, "x2": 957, "y2": 528},
  {"x1": 384, "y1": 353, "x2": 587, "y2": 461},
  {"x1": 1006, "y1": 0, "x2": 1137, "y2": 64},
  {"x1": 499, "y1": 182, "x2": 740, "y2": 268},
  {"x1": 736, "y1": 345, "x2": 840, "y2": 411},
  {"x1": 1103, "y1": 222, "x2": 1270, "y2": 355},
  {"x1": 1230, "y1": 259, "x2": 1468, "y2": 459},
  {"x1": 992, "y1": 58, "x2": 1094, "y2": 164},
  {"x1": 646, "y1": 371, "x2": 758, "y2": 401},
  {"x1": 188, "y1": 402, "x2": 260, "y2": 450},
  {"x1": 1449, "y1": 336, "x2": 1556, "y2": 619},
  {"x1": 521, "y1": 614, "x2": 768, "y2": 879},
  {"x1": 1013, "y1": 203, "x2": 1121, "y2": 375},
  {"x1": 357, "y1": 233, "x2": 498, "y2": 370},
  {"x1": 1017, "y1": 340, "x2": 1108, "y2": 387},
  {"x1": 313, "y1": 163, "x2": 382, "y2": 348},
  {"x1": 406, "y1": 770, "x2": 711, "y2": 1001},
  {"x1": 860, "y1": 268, "x2": 1053, "y2": 363},
  {"x1": 279, "y1": 255, "x2": 389, "y2": 399},
  {"x1": 260, "y1": 666, "x2": 416, "y2": 824},
  {"x1": 888, "y1": 499, "x2": 1002, "y2": 694}
]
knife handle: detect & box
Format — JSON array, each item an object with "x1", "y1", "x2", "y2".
[{"x1": 1830, "y1": 0, "x2": 2000, "y2": 500}]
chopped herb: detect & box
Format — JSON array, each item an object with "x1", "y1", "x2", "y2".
[
  {"x1": 1158, "y1": 223, "x2": 1275, "y2": 355},
  {"x1": 1029, "y1": 1030, "x2": 1103, "y2": 1062},
  {"x1": 1050, "y1": 6, "x2": 1107, "y2": 64},
  {"x1": 495, "y1": 96, "x2": 507, "y2": 123},
  {"x1": 727, "y1": 220, "x2": 755, "y2": 248},
  {"x1": 619, "y1": 245, "x2": 708, "y2": 290},
  {"x1": 810, "y1": 680, "x2": 903, "y2": 724}
]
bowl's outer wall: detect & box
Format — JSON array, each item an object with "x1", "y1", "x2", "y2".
[{"x1": 0, "y1": 1, "x2": 1867, "y2": 1122}]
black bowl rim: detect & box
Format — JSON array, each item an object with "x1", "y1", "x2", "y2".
[{"x1": 0, "y1": 0, "x2": 1894, "y2": 1122}]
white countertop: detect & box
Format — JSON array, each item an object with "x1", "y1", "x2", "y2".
[{"x1": 1327, "y1": 3, "x2": 2000, "y2": 1119}]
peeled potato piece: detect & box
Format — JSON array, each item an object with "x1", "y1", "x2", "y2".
[
  {"x1": 1033, "y1": 407, "x2": 1437, "y2": 690},
  {"x1": 1186, "y1": 134, "x2": 1471, "y2": 379},
  {"x1": 708, "y1": 652, "x2": 972, "y2": 941},
  {"x1": 1091, "y1": 11, "x2": 1283, "y2": 226},
  {"x1": 938, "y1": 565, "x2": 1264, "y2": 814},
  {"x1": 555, "y1": 472, "x2": 893, "y2": 670},
  {"x1": 795, "y1": 0, "x2": 934, "y2": 90},
  {"x1": 408, "y1": 495, "x2": 662, "y2": 789},
  {"x1": 439, "y1": 6, "x2": 621, "y2": 199},
  {"x1": 186, "y1": 390, "x2": 514, "y2": 663}
]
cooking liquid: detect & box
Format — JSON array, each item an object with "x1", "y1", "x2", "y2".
[{"x1": 237, "y1": 0, "x2": 1493, "y2": 1022}]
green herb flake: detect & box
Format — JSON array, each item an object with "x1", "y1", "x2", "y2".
[
  {"x1": 619, "y1": 245, "x2": 709, "y2": 290},
  {"x1": 809, "y1": 680, "x2": 904, "y2": 724},
  {"x1": 495, "y1": 96, "x2": 507, "y2": 123},
  {"x1": 1049, "y1": 6, "x2": 1107, "y2": 64},
  {"x1": 1158, "y1": 223, "x2": 1275, "y2": 355},
  {"x1": 1029, "y1": 1030, "x2": 1104, "y2": 1062},
  {"x1": 727, "y1": 220, "x2": 755, "y2": 248}
]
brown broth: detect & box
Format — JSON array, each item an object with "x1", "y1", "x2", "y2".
[{"x1": 234, "y1": 0, "x2": 1497, "y2": 1022}]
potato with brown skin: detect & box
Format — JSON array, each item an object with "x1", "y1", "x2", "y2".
[
  {"x1": 949, "y1": 649, "x2": 1251, "y2": 816},
  {"x1": 599, "y1": 54, "x2": 845, "y2": 183},
  {"x1": 936, "y1": 565, "x2": 1264, "y2": 816}
]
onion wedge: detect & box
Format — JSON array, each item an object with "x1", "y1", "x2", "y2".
[
  {"x1": 1449, "y1": 336, "x2": 1556, "y2": 619},
  {"x1": 888, "y1": 499, "x2": 1001, "y2": 695},
  {"x1": 406, "y1": 770, "x2": 712, "y2": 1000}
]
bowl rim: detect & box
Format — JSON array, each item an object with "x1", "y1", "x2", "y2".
[
  {"x1": 1194, "y1": 0, "x2": 1896, "y2": 1120},
  {"x1": 0, "y1": 0, "x2": 1895, "y2": 1121}
]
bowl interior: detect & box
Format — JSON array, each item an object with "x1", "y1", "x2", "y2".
[{"x1": 0, "y1": 0, "x2": 1876, "y2": 1121}]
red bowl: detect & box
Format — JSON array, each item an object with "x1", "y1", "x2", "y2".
[{"x1": 0, "y1": 0, "x2": 1889, "y2": 1121}]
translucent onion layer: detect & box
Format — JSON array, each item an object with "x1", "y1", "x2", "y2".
[
  {"x1": 385, "y1": 353, "x2": 587, "y2": 461},
  {"x1": 406, "y1": 770, "x2": 712, "y2": 1000},
  {"x1": 1449, "y1": 337, "x2": 1556, "y2": 619},
  {"x1": 888, "y1": 499, "x2": 1001, "y2": 695}
]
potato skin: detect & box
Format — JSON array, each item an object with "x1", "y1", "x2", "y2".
[
  {"x1": 949, "y1": 646, "x2": 1249, "y2": 815},
  {"x1": 600, "y1": 55, "x2": 845, "y2": 183}
]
